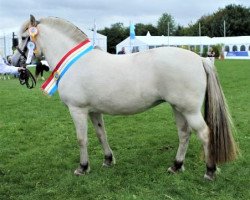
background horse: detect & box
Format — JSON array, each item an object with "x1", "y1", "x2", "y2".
[
  {"x1": 12, "y1": 15, "x2": 237, "y2": 180},
  {"x1": 34, "y1": 58, "x2": 50, "y2": 81}
]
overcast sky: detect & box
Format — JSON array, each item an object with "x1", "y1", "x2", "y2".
[{"x1": 1, "y1": 0, "x2": 250, "y2": 34}]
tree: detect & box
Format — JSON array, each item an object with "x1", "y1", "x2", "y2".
[
  {"x1": 157, "y1": 13, "x2": 176, "y2": 36},
  {"x1": 134, "y1": 23, "x2": 158, "y2": 36},
  {"x1": 189, "y1": 4, "x2": 250, "y2": 37},
  {"x1": 99, "y1": 23, "x2": 127, "y2": 53},
  {"x1": 217, "y1": 4, "x2": 250, "y2": 36}
]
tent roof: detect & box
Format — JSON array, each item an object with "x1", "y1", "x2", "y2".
[
  {"x1": 136, "y1": 36, "x2": 212, "y2": 45},
  {"x1": 82, "y1": 28, "x2": 107, "y2": 39},
  {"x1": 117, "y1": 35, "x2": 250, "y2": 48}
]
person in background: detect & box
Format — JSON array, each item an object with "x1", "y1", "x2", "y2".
[
  {"x1": 34, "y1": 57, "x2": 50, "y2": 81},
  {"x1": 118, "y1": 47, "x2": 126, "y2": 54},
  {"x1": 207, "y1": 47, "x2": 215, "y2": 64}
]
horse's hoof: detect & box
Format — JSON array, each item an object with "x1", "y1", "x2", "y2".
[
  {"x1": 74, "y1": 167, "x2": 90, "y2": 176},
  {"x1": 167, "y1": 165, "x2": 185, "y2": 174},
  {"x1": 167, "y1": 167, "x2": 176, "y2": 174},
  {"x1": 103, "y1": 154, "x2": 116, "y2": 167},
  {"x1": 204, "y1": 165, "x2": 216, "y2": 181},
  {"x1": 204, "y1": 173, "x2": 215, "y2": 181},
  {"x1": 74, "y1": 163, "x2": 90, "y2": 176}
]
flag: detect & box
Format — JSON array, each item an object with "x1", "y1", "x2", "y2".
[{"x1": 130, "y1": 22, "x2": 135, "y2": 40}]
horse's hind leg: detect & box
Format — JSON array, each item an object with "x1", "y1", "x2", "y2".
[
  {"x1": 89, "y1": 112, "x2": 115, "y2": 167},
  {"x1": 183, "y1": 111, "x2": 216, "y2": 180},
  {"x1": 68, "y1": 106, "x2": 90, "y2": 175},
  {"x1": 168, "y1": 107, "x2": 191, "y2": 173}
]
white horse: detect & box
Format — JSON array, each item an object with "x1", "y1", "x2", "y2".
[{"x1": 12, "y1": 15, "x2": 237, "y2": 180}]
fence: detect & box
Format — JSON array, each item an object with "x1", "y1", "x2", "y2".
[{"x1": 0, "y1": 32, "x2": 13, "y2": 57}]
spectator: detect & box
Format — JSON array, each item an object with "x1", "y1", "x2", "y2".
[
  {"x1": 118, "y1": 47, "x2": 126, "y2": 55},
  {"x1": 207, "y1": 48, "x2": 215, "y2": 64}
]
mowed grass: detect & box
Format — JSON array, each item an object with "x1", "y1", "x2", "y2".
[{"x1": 0, "y1": 59, "x2": 249, "y2": 200}]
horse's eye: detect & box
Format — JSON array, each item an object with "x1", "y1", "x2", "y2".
[{"x1": 22, "y1": 37, "x2": 26, "y2": 40}]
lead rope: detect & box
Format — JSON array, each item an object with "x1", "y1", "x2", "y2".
[
  {"x1": 18, "y1": 56, "x2": 36, "y2": 89},
  {"x1": 19, "y1": 68, "x2": 36, "y2": 89},
  {"x1": 18, "y1": 27, "x2": 38, "y2": 89}
]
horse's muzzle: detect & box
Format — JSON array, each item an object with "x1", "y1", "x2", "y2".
[{"x1": 11, "y1": 54, "x2": 26, "y2": 67}]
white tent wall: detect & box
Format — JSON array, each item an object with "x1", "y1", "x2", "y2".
[
  {"x1": 0, "y1": 33, "x2": 13, "y2": 57},
  {"x1": 116, "y1": 37, "x2": 148, "y2": 54},
  {"x1": 82, "y1": 28, "x2": 107, "y2": 52},
  {"x1": 116, "y1": 35, "x2": 250, "y2": 59}
]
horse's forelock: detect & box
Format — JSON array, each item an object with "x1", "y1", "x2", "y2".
[{"x1": 19, "y1": 20, "x2": 30, "y2": 35}]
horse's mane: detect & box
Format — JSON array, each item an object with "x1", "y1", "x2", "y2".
[{"x1": 20, "y1": 17, "x2": 88, "y2": 42}]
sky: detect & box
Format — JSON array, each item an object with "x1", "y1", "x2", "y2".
[{"x1": 0, "y1": 0, "x2": 250, "y2": 34}]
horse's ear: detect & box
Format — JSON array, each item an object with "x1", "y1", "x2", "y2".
[{"x1": 30, "y1": 15, "x2": 37, "y2": 26}]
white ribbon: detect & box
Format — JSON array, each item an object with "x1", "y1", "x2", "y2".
[{"x1": 26, "y1": 41, "x2": 35, "y2": 64}]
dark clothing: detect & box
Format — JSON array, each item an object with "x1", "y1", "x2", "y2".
[
  {"x1": 207, "y1": 51, "x2": 215, "y2": 57},
  {"x1": 118, "y1": 50, "x2": 125, "y2": 55},
  {"x1": 35, "y1": 61, "x2": 49, "y2": 77}
]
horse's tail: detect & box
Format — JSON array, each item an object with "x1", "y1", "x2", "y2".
[{"x1": 202, "y1": 58, "x2": 238, "y2": 164}]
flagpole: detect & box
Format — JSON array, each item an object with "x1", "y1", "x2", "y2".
[
  {"x1": 199, "y1": 22, "x2": 202, "y2": 56},
  {"x1": 129, "y1": 21, "x2": 132, "y2": 53},
  {"x1": 93, "y1": 19, "x2": 97, "y2": 46},
  {"x1": 3, "y1": 32, "x2": 7, "y2": 57},
  {"x1": 167, "y1": 22, "x2": 170, "y2": 46},
  {"x1": 224, "y1": 20, "x2": 226, "y2": 37}
]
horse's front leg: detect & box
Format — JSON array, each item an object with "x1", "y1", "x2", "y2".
[
  {"x1": 89, "y1": 112, "x2": 115, "y2": 167},
  {"x1": 68, "y1": 106, "x2": 90, "y2": 175}
]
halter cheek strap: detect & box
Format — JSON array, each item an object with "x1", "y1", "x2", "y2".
[{"x1": 25, "y1": 27, "x2": 39, "y2": 64}]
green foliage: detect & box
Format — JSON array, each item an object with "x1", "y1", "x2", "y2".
[
  {"x1": 0, "y1": 60, "x2": 250, "y2": 199},
  {"x1": 211, "y1": 45, "x2": 219, "y2": 58},
  {"x1": 134, "y1": 23, "x2": 158, "y2": 36},
  {"x1": 186, "y1": 4, "x2": 250, "y2": 37},
  {"x1": 211, "y1": 44, "x2": 224, "y2": 58},
  {"x1": 98, "y1": 23, "x2": 128, "y2": 54},
  {"x1": 202, "y1": 45, "x2": 209, "y2": 57},
  {"x1": 157, "y1": 13, "x2": 176, "y2": 36}
]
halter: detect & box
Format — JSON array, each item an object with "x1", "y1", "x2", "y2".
[{"x1": 17, "y1": 26, "x2": 38, "y2": 89}]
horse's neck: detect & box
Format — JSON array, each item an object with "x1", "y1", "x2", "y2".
[{"x1": 37, "y1": 25, "x2": 85, "y2": 70}]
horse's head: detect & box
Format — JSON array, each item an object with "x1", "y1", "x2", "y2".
[{"x1": 12, "y1": 15, "x2": 43, "y2": 67}]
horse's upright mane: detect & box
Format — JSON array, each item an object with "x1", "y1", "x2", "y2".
[
  {"x1": 20, "y1": 17, "x2": 88, "y2": 42},
  {"x1": 41, "y1": 17, "x2": 88, "y2": 42}
]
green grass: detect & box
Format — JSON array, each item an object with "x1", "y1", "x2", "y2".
[{"x1": 0, "y1": 60, "x2": 249, "y2": 200}]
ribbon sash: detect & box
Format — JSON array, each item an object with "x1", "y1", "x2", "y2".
[{"x1": 41, "y1": 39, "x2": 93, "y2": 96}]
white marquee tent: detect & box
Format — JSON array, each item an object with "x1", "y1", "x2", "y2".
[
  {"x1": 82, "y1": 28, "x2": 107, "y2": 52},
  {"x1": 116, "y1": 32, "x2": 250, "y2": 59}
]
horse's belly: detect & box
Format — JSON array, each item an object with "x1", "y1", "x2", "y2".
[{"x1": 88, "y1": 94, "x2": 162, "y2": 115}]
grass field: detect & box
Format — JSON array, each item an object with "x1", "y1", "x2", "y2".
[{"x1": 0, "y1": 60, "x2": 249, "y2": 200}]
